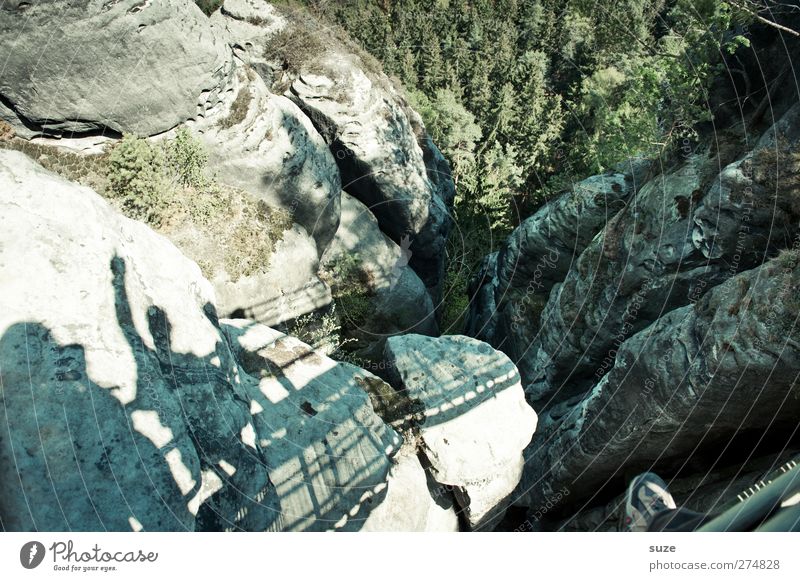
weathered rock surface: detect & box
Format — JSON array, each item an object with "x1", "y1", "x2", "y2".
[
  {"x1": 362, "y1": 442, "x2": 459, "y2": 532},
  {"x1": 219, "y1": 321, "x2": 402, "y2": 531},
  {"x1": 209, "y1": 225, "x2": 332, "y2": 327},
  {"x1": 190, "y1": 66, "x2": 340, "y2": 255},
  {"x1": 289, "y1": 52, "x2": 453, "y2": 302},
  {"x1": 466, "y1": 170, "x2": 637, "y2": 384},
  {"x1": 210, "y1": 0, "x2": 287, "y2": 85},
  {"x1": 0, "y1": 0, "x2": 233, "y2": 136},
  {"x1": 518, "y1": 257, "x2": 800, "y2": 512},
  {"x1": 526, "y1": 106, "x2": 800, "y2": 405},
  {"x1": 321, "y1": 192, "x2": 437, "y2": 359},
  {"x1": 0, "y1": 151, "x2": 402, "y2": 531},
  {"x1": 384, "y1": 334, "x2": 537, "y2": 529},
  {"x1": 0, "y1": 150, "x2": 265, "y2": 531}
]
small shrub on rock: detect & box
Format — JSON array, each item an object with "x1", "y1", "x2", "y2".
[
  {"x1": 165, "y1": 126, "x2": 209, "y2": 188},
  {"x1": 0, "y1": 120, "x2": 14, "y2": 142},
  {"x1": 107, "y1": 134, "x2": 171, "y2": 226}
]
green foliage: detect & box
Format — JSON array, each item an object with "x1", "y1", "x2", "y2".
[
  {"x1": 307, "y1": 0, "x2": 759, "y2": 325},
  {"x1": 165, "y1": 127, "x2": 209, "y2": 188},
  {"x1": 194, "y1": 0, "x2": 224, "y2": 16},
  {"x1": 106, "y1": 130, "x2": 219, "y2": 227},
  {"x1": 319, "y1": 252, "x2": 373, "y2": 330},
  {"x1": 319, "y1": 0, "x2": 752, "y2": 218},
  {"x1": 476, "y1": 142, "x2": 524, "y2": 230},
  {"x1": 107, "y1": 134, "x2": 171, "y2": 226},
  {"x1": 408, "y1": 88, "x2": 482, "y2": 187},
  {"x1": 285, "y1": 305, "x2": 346, "y2": 356}
]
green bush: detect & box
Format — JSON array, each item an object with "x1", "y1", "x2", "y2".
[
  {"x1": 195, "y1": 0, "x2": 223, "y2": 16},
  {"x1": 106, "y1": 134, "x2": 171, "y2": 226},
  {"x1": 165, "y1": 127, "x2": 209, "y2": 189}
]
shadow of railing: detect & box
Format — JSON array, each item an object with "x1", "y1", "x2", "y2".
[{"x1": 1, "y1": 252, "x2": 526, "y2": 532}]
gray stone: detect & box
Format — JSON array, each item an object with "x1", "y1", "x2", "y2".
[
  {"x1": 0, "y1": 0, "x2": 233, "y2": 136},
  {"x1": 466, "y1": 170, "x2": 637, "y2": 388},
  {"x1": 384, "y1": 334, "x2": 537, "y2": 529},
  {"x1": 362, "y1": 441, "x2": 459, "y2": 532},
  {"x1": 191, "y1": 67, "x2": 341, "y2": 255},
  {"x1": 321, "y1": 192, "x2": 437, "y2": 359},
  {"x1": 518, "y1": 257, "x2": 800, "y2": 512},
  {"x1": 210, "y1": 225, "x2": 333, "y2": 327},
  {"x1": 0, "y1": 151, "x2": 401, "y2": 531},
  {"x1": 220, "y1": 321, "x2": 402, "y2": 531},
  {"x1": 528, "y1": 106, "x2": 800, "y2": 405},
  {"x1": 289, "y1": 52, "x2": 452, "y2": 302}
]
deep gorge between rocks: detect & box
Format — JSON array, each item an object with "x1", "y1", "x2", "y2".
[{"x1": 1, "y1": 0, "x2": 799, "y2": 532}]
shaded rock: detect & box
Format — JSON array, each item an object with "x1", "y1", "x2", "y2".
[
  {"x1": 518, "y1": 256, "x2": 800, "y2": 513},
  {"x1": 466, "y1": 170, "x2": 637, "y2": 387},
  {"x1": 192, "y1": 66, "x2": 341, "y2": 255},
  {"x1": 0, "y1": 151, "x2": 401, "y2": 532},
  {"x1": 0, "y1": 150, "x2": 272, "y2": 531},
  {"x1": 220, "y1": 321, "x2": 402, "y2": 531},
  {"x1": 0, "y1": 0, "x2": 233, "y2": 136},
  {"x1": 528, "y1": 107, "x2": 800, "y2": 405},
  {"x1": 321, "y1": 192, "x2": 437, "y2": 360},
  {"x1": 384, "y1": 334, "x2": 537, "y2": 529},
  {"x1": 288, "y1": 52, "x2": 452, "y2": 302}
]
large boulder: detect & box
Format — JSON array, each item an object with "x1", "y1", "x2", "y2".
[
  {"x1": 0, "y1": 150, "x2": 268, "y2": 531},
  {"x1": 0, "y1": 0, "x2": 233, "y2": 136},
  {"x1": 218, "y1": 321, "x2": 402, "y2": 531},
  {"x1": 0, "y1": 150, "x2": 403, "y2": 531},
  {"x1": 518, "y1": 255, "x2": 800, "y2": 513},
  {"x1": 288, "y1": 51, "x2": 452, "y2": 303},
  {"x1": 384, "y1": 334, "x2": 538, "y2": 529},
  {"x1": 362, "y1": 441, "x2": 459, "y2": 532}
]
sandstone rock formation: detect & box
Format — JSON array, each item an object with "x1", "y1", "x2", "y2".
[
  {"x1": 462, "y1": 104, "x2": 800, "y2": 524},
  {"x1": 289, "y1": 52, "x2": 453, "y2": 304},
  {"x1": 519, "y1": 256, "x2": 800, "y2": 512},
  {"x1": 362, "y1": 441, "x2": 459, "y2": 532},
  {"x1": 0, "y1": 150, "x2": 402, "y2": 531},
  {"x1": 0, "y1": 0, "x2": 233, "y2": 136},
  {"x1": 321, "y1": 192, "x2": 437, "y2": 360},
  {"x1": 384, "y1": 334, "x2": 538, "y2": 529},
  {"x1": 525, "y1": 106, "x2": 800, "y2": 405},
  {"x1": 466, "y1": 170, "x2": 640, "y2": 385}
]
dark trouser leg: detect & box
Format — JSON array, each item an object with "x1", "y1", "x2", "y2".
[{"x1": 647, "y1": 508, "x2": 715, "y2": 531}]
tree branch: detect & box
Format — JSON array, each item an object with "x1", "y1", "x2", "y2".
[{"x1": 729, "y1": 0, "x2": 800, "y2": 37}]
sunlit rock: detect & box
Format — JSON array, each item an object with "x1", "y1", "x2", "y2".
[{"x1": 383, "y1": 334, "x2": 537, "y2": 529}]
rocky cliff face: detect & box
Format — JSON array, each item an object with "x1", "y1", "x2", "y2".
[
  {"x1": 466, "y1": 102, "x2": 800, "y2": 526},
  {"x1": 0, "y1": 1, "x2": 542, "y2": 532},
  {"x1": 3, "y1": 0, "x2": 797, "y2": 533},
  {"x1": 0, "y1": 0, "x2": 451, "y2": 360},
  {"x1": 0, "y1": 0, "x2": 234, "y2": 137},
  {"x1": 0, "y1": 148, "x2": 534, "y2": 531}
]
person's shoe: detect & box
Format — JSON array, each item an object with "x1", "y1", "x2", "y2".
[{"x1": 620, "y1": 472, "x2": 677, "y2": 532}]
